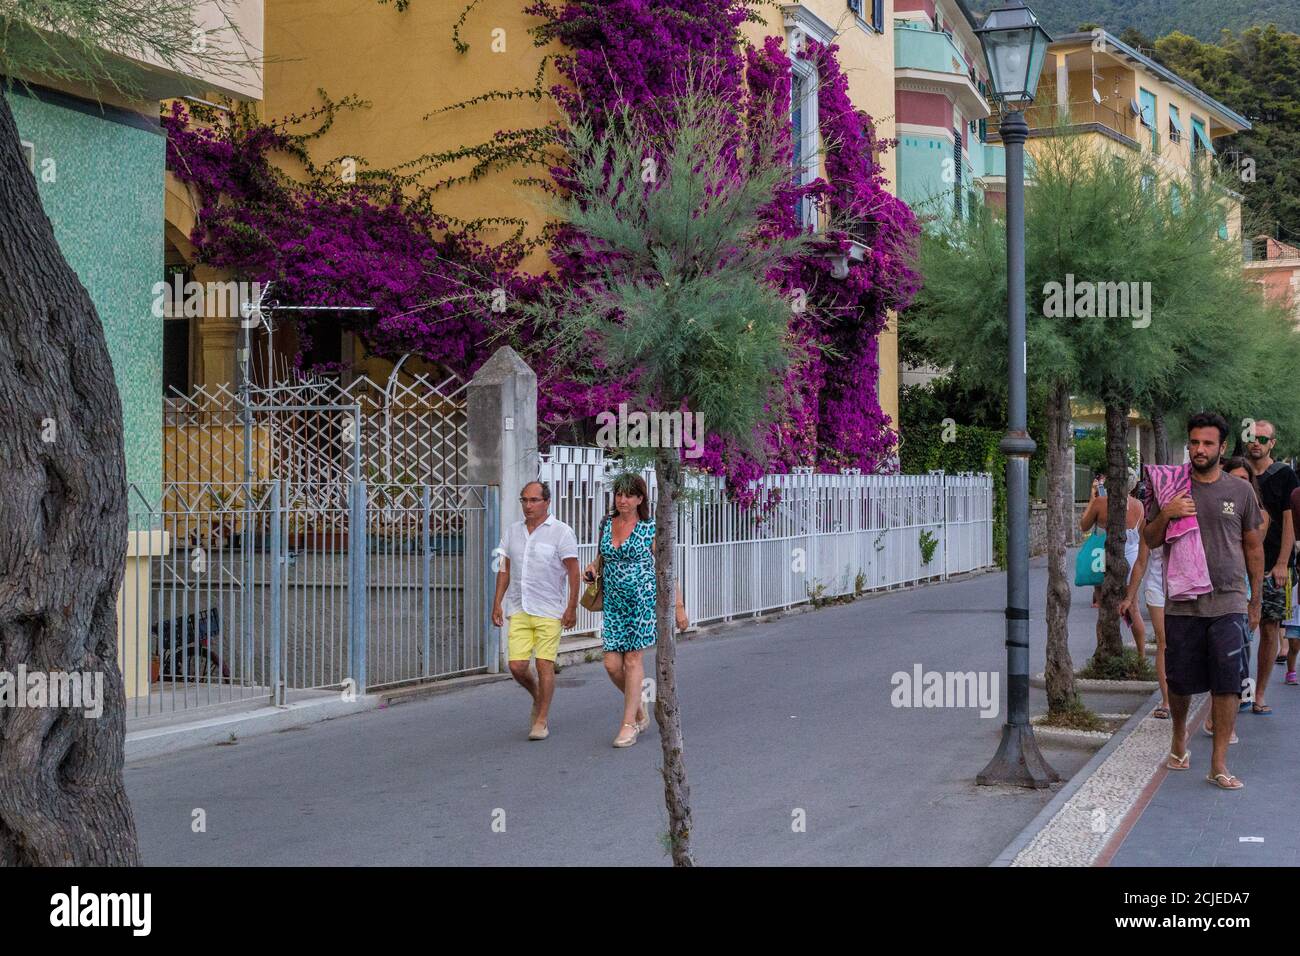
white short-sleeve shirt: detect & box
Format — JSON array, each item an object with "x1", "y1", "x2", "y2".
[{"x1": 498, "y1": 514, "x2": 580, "y2": 620}]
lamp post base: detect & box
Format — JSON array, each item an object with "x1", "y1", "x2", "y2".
[{"x1": 977, "y1": 722, "x2": 1060, "y2": 789}]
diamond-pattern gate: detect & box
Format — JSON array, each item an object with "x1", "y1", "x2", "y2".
[
  {"x1": 163, "y1": 370, "x2": 469, "y2": 490},
  {"x1": 133, "y1": 370, "x2": 491, "y2": 714}
]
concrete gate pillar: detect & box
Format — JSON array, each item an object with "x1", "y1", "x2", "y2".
[{"x1": 466, "y1": 346, "x2": 538, "y2": 671}]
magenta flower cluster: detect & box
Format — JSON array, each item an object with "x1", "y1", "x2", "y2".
[{"x1": 163, "y1": 0, "x2": 920, "y2": 500}]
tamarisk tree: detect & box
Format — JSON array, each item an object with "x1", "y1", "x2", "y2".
[
  {"x1": 908, "y1": 130, "x2": 1297, "y2": 709},
  {"x1": 527, "y1": 79, "x2": 815, "y2": 865}
]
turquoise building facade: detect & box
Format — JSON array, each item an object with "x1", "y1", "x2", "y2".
[
  {"x1": 893, "y1": 0, "x2": 1003, "y2": 224},
  {"x1": 6, "y1": 85, "x2": 165, "y2": 504}
]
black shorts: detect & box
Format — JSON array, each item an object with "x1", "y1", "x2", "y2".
[
  {"x1": 1165, "y1": 613, "x2": 1250, "y2": 697},
  {"x1": 1262, "y1": 575, "x2": 1287, "y2": 623}
]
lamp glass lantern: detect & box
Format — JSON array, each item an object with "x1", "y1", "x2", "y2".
[{"x1": 975, "y1": 3, "x2": 1053, "y2": 107}]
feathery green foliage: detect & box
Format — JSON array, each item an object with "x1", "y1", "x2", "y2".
[
  {"x1": 0, "y1": 0, "x2": 254, "y2": 99},
  {"x1": 526, "y1": 82, "x2": 817, "y2": 451},
  {"x1": 907, "y1": 132, "x2": 1294, "y2": 428}
]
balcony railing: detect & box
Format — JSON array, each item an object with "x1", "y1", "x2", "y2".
[
  {"x1": 895, "y1": 24, "x2": 977, "y2": 83},
  {"x1": 987, "y1": 99, "x2": 1138, "y2": 146}
]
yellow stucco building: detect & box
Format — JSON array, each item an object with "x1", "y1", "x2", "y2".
[
  {"x1": 167, "y1": 0, "x2": 909, "y2": 431},
  {"x1": 987, "y1": 29, "x2": 1249, "y2": 230}
]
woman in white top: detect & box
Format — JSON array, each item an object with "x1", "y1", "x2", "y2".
[
  {"x1": 1123, "y1": 529, "x2": 1168, "y2": 718},
  {"x1": 1080, "y1": 468, "x2": 1146, "y2": 658}
]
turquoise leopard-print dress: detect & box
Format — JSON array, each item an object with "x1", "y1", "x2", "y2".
[{"x1": 599, "y1": 517, "x2": 657, "y2": 653}]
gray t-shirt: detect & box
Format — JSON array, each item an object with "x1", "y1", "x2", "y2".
[{"x1": 1166, "y1": 472, "x2": 1263, "y2": 617}]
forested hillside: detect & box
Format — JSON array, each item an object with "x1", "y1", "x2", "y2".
[{"x1": 1023, "y1": 0, "x2": 1300, "y2": 40}]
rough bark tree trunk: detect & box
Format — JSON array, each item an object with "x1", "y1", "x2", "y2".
[
  {"x1": 0, "y1": 94, "x2": 139, "y2": 865},
  {"x1": 1151, "y1": 408, "x2": 1169, "y2": 466},
  {"x1": 1044, "y1": 381, "x2": 1076, "y2": 712},
  {"x1": 652, "y1": 447, "x2": 693, "y2": 866},
  {"x1": 1096, "y1": 402, "x2": 1129, "y2": 661}
]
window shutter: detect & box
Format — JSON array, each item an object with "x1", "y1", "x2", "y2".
[
  {"x1": 873, "y1": 0, "x2": 884, "y2": 31},
  {"x1": 953, "y1": 128, "x2": 963, "y2": 219}
]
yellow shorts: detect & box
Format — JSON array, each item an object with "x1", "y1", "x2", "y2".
[{"x1": 507, "y1": 612, "x2": 562, "y2": 663}]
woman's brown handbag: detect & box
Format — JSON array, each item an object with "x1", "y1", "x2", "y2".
[{"x1": 579, "y1": 517, "x2": 609, "y2": 612}]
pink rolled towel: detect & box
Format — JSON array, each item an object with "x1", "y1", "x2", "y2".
[{"x1": 1143, "y1": 463, "x2": 1212, "y2": 601}]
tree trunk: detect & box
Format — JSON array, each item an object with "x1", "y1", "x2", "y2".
[
  {"x1": 1044, "y1": 381, "x2": 1076, "y2": 712},
  {"x1": 652, "y1": 448, "x2": 693, "y2": 866},
  {"x1": 1151, "y1": 408, "x2": 1169, "y2": 465},
  {"x1": 0, "y1": 94, "x2": 139, "y2": 864},
  {"x1": 1096, "y1": 402, "x2": 1128, "y2": 661}
]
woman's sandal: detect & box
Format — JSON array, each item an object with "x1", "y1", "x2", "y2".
[
  {"x1": 635, "y1": 710, "x2": 650, "y2": 733},
  {"x1": 613, "y1": 722, "x2": 639, "y2": 748},
  {"x1": 1166, "y1": 751, "x2": 1190, "y2": 770},
  {"x1": 1207, "y1": 772, "x2": 1243, "y2": 790},
  {"x1": 1202, "y1": 723, "x2": 1239, "y2": 744},
  {"x1": 1152, "y1": 705, "x2": 1170, "y2": 719}
]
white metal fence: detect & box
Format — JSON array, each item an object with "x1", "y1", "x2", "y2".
[{"x1": 538, "y1": 446, "x2": 994, "y2": 638}]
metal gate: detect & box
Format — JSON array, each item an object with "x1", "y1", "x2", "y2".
[
  {"x1": 127, "y1": 369, "x2": 492, "y2": 717},
  {"x1": 124, "y1": 479, "x2": 497, "y2": 716}
]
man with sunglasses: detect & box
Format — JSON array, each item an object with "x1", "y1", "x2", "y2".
[
  {"x1": 491, "y1": 481, "x2": 580, "y2": 740},
  {"x1": 1244, "y1": 420, "x2": 1298, "y2": 713}
]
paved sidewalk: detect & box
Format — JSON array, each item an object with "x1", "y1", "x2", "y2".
[
  {"x1": 1109, "y1": 639, "x2": 1300, "y2": 867},
  {"x1": 128, "y1": 558, "x2": 1120, "y2": 866}
]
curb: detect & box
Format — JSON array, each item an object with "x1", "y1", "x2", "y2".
[
  {"x1": 125, "y1": 694, "x2": 382, "y2": 763},
  {"x1": 1028, "y1": 716, "x2": 1117, "y2": 750},
  {"x1": 989, "y1": 685, "x2": 1161, "y2": 866},
  {"x1": 377, "y1": 672, "x2": 511, "y2": 706},
  {"x1": 1030, "y1": 673, "x2": 1158, "y2": 693}
]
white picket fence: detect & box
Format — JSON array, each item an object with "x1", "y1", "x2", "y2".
[{"x1": 538, "y1": 446, "x2": 994, "y2": 637}]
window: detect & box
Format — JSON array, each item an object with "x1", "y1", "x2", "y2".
[
  {"x1": 1170, "y1": 182, "x2": 1182, "y2": 216},
  {"x1": 785, "y1": 7, "x2": 834, "y2": 230},
  {"x1": 848, "y1": 0, "x2": 885, "y2": 33},
  {"x1": 1140, "y1": 171, "x2": 1155, "y2": 196},
  {"x1": 301, "y1": 314, "x2": 344, "y2": 372},
  {"x1": 20, "y1": 140, "x2": 35, "y2": 173},
  {"x1": 161, "y1": 265, "x2": 192, "y2": 395},
  {"x1": 952, "y1": 127, "x2": 963, "y2": 220},
  {"x1": 1138, "y1": 88, "x2": 1158, "y2": 150},
  {"x1": 1191, "y1": 116, "x2": 1214, "y2": 157},
  {"x1": 791, "y1": 65, "x2": 819, "y2": 230},
  {"x1": 1217, "y1": 208, "x2": 1230, "y2": 241},
  {"x1": 1168, "y1": 105, "x2": 1184, "y2": 144},
  {"x1": 162, "y1": 314, "x2": 192, "y2": 395}
]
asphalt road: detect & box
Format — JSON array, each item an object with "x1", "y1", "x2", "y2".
[{"x1": 128, "y1": 558, "x2": 1133, "y2": 866}]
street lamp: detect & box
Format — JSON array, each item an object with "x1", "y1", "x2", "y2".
[
  {"x1": 973, "y1": 3, "x2": 1059, "y2": 789},
  {"x1": 975, "y1": 4, "x2": 1052, "y2": 108}
]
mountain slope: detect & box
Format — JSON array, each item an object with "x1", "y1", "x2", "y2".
[{"x1": 1022, "y1": 0, "x2": 1300, "y2": 41}]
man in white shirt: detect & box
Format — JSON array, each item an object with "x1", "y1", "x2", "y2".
[{"x1": 491, "y1": 481, "x2": 579, "y2": 740}]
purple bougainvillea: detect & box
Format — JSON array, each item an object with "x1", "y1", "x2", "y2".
[{"x1": 163, "y1": 0, "x2": 919, "y2": 498}]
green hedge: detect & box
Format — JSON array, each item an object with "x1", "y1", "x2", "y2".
[{"x1": 900, "y1": 422, "x2": 1008, "y2": 570}]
